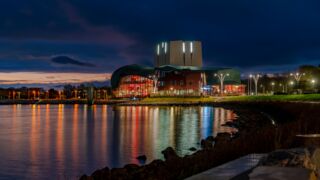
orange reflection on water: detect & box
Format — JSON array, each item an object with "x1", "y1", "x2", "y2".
[
  {"x1": 29, "y1": 104, "x2": 39, "y2": 177},
  {"x1": 72, "y1": 104, "x2": 79, "y2": 165},
  {"x1": 56, "y1": 104, "x2": 64, "y2": 170},
  {"x1": 101, "y1": 105, "x2": 108, "y2": 161}
]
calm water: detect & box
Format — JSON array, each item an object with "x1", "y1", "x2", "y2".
[{"x1": 0, "y1": 105, "x2": 237, "y2": 180}]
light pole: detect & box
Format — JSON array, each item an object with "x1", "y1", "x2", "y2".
[
  {"x1": 290, "y1": 72, "x2": 305, "y2": 82},
  {"x1": 311, "y1": 79, "x2": 316, "y2": 91},
  {"x1": 249, "y1": 74, "x2": 260, "y2": 95},
  {"x1": 148, "y1": 73, "x2": 159, "y2": 94},
  {"x1": 271, "y1": 82, "x2": 275, "y2": 94},
  {"x1": 214, "y1": 73, "x2": 229, "y2": 95}
]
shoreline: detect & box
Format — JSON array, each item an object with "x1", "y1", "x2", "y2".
[
  {"x1": 80, "y1": 101, "x2": 320, "y2": 179},
  {"x1": 0, "y1": 94, "x2": 319, "y2": 106}
]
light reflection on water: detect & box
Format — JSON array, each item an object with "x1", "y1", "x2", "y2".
[{"x1": 0, "y1": 105, "x2": 237, "y2": 179}]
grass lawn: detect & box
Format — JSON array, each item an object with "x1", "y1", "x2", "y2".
[{"x1": 140, "y1": 94, "x2": 320, "y2": 103}]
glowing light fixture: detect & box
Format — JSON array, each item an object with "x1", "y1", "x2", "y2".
[
  {"x1": 182, "y1": 42, "x2": 185, "y2": 53},
  {"x1": 190, "y1": 42, "x2": 193, "y2": 53},
  {"x1": 157, "y1": 44, "x2": 160, "y2": 55},
  {"x1": 164, "y1": 42, "x2": 167, "y2": 53}
]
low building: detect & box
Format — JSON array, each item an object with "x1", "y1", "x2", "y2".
[{"x1": 111, "y1": 40, "x2": 245, "y2": 98}]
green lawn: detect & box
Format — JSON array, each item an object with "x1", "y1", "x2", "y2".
[
  {"x1": 222, "y1": 94, "x2": 320, "y2": 102},
  {"x1": 140, "y1": 94, "x2": 320, "y2": 103}
]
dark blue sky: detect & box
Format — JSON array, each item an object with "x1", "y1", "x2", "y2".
[{"x1": 1, "y1": 0, "x2": 320, "y2": 74}]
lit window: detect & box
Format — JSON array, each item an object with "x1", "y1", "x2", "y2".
[
  {"x1": 182, "y1": 42, "x2": 185, "y2": 53},
  {"x1": 190, "y1": 42, "x2": 193, "y2": 53}
]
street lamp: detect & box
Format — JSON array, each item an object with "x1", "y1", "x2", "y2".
[
  {"x1": 311, "y1": 79, "x2": 316, "y2": 90},
  {"x1": 290, "y1": 72, "x2": 305, "y2": 84},
  {"x1": 214, "y1": 73, "x2": 229, "y2": 95},
  {"x1": 148, "y1": 73, "x2": 159, "y2": 94},
  {"x1": 271, "y1": 82, "x2": 275, "y2": 94},
  {"x1": 249, "y1": 74, "x2": 260, "y2": 95}
]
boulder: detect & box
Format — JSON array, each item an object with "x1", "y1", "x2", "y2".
[
  {"x1": 200, "y1": 139, "x2": 213, "y2": 149},
  {"x1": 136, "y1": 155, "x2": 147, "y2": 162},
  {"x1": 205, "y1": 136, "x2": 215, "y2": 142},
  {"x1": 110, "y1": 168, "x2": 129, "y2": 179},
  {"x1": 91, "y1": 167, "x2": 110, "y2": 180},
  {"x1": 79, "y1": 174, "x2": 92, "y2": 180},
  {"x1": 161, "y1": 147, "x2": 178, "y2": 160},
  {"x1": 123, "y1": 164, "x2": 140, "y2": 173}
]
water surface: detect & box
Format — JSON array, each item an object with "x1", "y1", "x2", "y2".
[{"x1": 0, "y1": 105, "x2": 237, "y2": 179}]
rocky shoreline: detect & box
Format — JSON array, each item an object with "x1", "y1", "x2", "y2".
[
  {"x1": 79, "y1": 103, "x2": 281, "y2": 180},
  {"x1": 79, "y1": 101, "x2": 320, "y2": 180}
]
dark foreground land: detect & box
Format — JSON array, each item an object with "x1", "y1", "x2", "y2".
[{"x1": 80, "y1": 101, "x2": 320, "y2": 180}]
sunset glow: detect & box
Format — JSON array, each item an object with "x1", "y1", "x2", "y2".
[{"x1": 0, "y1": 72, "x2": 111, "y2": 85}]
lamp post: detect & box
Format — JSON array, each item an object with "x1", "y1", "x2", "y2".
[
  {"x1": 290, "y1": 72, "x2": 305, "y2": 82},
  {"x1": 271, "y1": 82, "x2": 275, "y2": 94},
  {"x1": 249, "y1": 74, "x2": 260, "y2": 95},
  {"x1": 214, "y1": 73, "x2": 229, "y2": 95},
  {"x1": 311, "y1": 79, "x2": 316, "y2": 91},
  {"x1": 148, "y1": 73, "x2": 159, "y2": 94}
]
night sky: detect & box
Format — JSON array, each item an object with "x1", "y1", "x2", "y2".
[{"x1": 1, "y1": 0, "x2": 320, "y2": 86}]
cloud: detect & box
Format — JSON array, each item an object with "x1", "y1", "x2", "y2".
[{"x1": 51, "y1": 56, "x2": 95, "y2": 67}]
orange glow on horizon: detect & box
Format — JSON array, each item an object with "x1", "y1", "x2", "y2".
[{"x1": 0, "y1": 72, "x2": 111, "y2": 85}]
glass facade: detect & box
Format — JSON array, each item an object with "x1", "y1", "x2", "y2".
[{"x1": 114, "y1": 75, "x2": 153, "y2": 98}]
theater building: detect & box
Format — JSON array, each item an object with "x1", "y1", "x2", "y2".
[{"x1": 111, "y1": 40, "x2": 245, "y2": 98}]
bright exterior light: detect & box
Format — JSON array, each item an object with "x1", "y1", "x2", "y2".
[
  {"x1": 290, "y1": 81, "x2": 294, "y2": 85},
  {"x1": 311, "y1": 79, "x2": 316, "y2": 84},
  {"x1": 271, "y1": 82, "x2": 275, "y2": 86},
  {"x1": 182, "y1": 42, "x2": 185, "y2": 53},
  {"x1": 157, "y1": 44, "x2": 160, "y2": 55},
  {"x1": 190, "y1": 42, "x2": 193, "y2": 53},
  {"x1": 164, "y1": 42, "x2": 167, "y2": 53},
  {"x1": 249, "y1": 74, "x2": 253, "y2": 78},
  {"x1": 290, "y1": 72, "x2": 305, "y2": 84},
  {"x1": 226, "y1": 73, "x2": 230, "y2": 76}
]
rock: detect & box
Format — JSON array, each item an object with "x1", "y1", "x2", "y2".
[
  {"x1": 79, "y1": 174, "x2": 92, "y2": 180},
  {"x1": 91, "y1": 167, "x2": 110, "y2": 180},
  {"x1": 189, "y1": 147, "x2": 197, "y2": 151},
  {"x1": 215, "y1": 133, "x2": 231, "y2": 141},
  {"x1": 200, "y1": 139, "x2": 213, "y2": 149},
  {"x1": 123, "y1": 164, "x2": 140, "y2": 173},
  {"x1": 136, "y1": 155, "x2": 147, "y2": 161},
  {"x1": 213, "y1": 133, "x2": 231, "y2": 148},
  {"x1": 205, "y1": 136, "x2": 215, "y2": 142},
  {"x1": 110, "y1": 168, "x2": 129, "y2": 179},
  {"x1": 161, "y1": 147, "x2": 178, "y2": 160}
]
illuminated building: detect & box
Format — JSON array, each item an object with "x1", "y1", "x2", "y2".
[
  {"x1": 111, "y1": 40, "x2": 245, "y2": 97},
  {"x1": 155, "y1": 41, "x2": 202, "y2": 67}
]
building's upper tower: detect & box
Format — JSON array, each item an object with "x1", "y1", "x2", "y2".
[{"x1": 155, "y1": 40, "x2": 202, "y2": 67}]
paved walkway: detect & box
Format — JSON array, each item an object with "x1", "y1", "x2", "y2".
[{"x1": 185, "y1": 154, "x2": 265, "y2": 180}]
